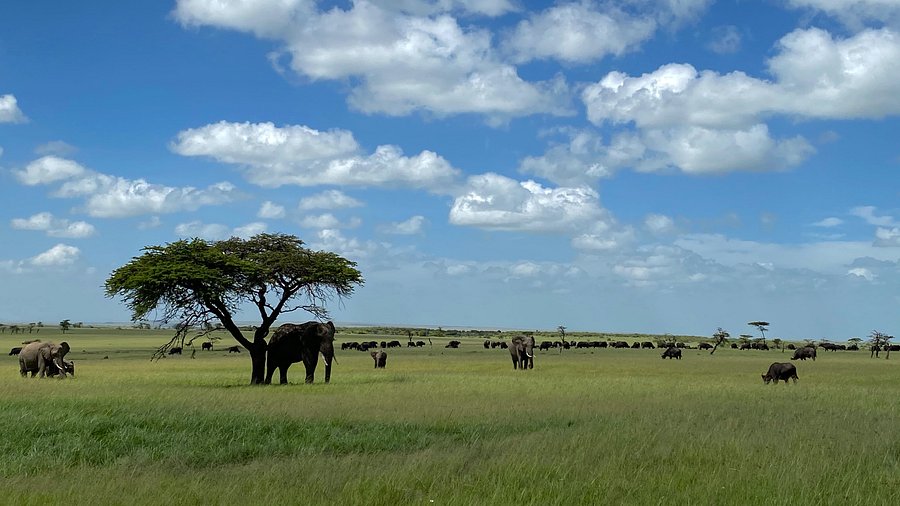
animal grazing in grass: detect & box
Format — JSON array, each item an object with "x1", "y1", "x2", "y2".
[
  {"x1": 386, "y1": 340, "x2": 401, "y2": 348},
  {"x1": 762, "y1": 362, "x2": 798, "y2": 385},
  {"x1": 201, "y1": 342, "x2": 213, "y2": 351},
  {"x1": 370, "y1": 350, "x2": 387, "y2": 368},
  {"x1": 227, "y1": 346, "x2": 241, "y2": 353},
  {"x1": 416, "y1": 340, "x2": 426, "y2": 347},
  {"x1": 661, "y1": 347, "x2": 682, "y2": 360},
  {"x1": 508, "y1": 335, "x2": 535, "y2": 370},
  {"x1": 265, "y1": 321, "x2": 335, "y2": 384},
  {"x1": 445, "y1": 340, "x2": 461, "y2": 348},
  {"x1": 8, "y1": 347, "x2": 22, "y2": 356},
  {"x1": 791, "y1": 346, "x2": 816, "y2": 361},
  {"x1": 641, "y1": 341, "x2": 655, "y2": 349},
  {"x1": 18, "y1": 341, "x2": 71, "y2": 378},
  {"x1": 698, "y1": 343, "x2": 713, "y2": 350},
  {"x1": 539, "y1": 341, "x2": 552, "y2": 351},
  {"x1": 168, "y1": 347, "x2": 182, "y2": 355},
  {"x1": 484, "y1": 340, "x2": 491, "y2": 349}
]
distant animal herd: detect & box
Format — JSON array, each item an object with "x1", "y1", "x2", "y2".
[{"x1": 9, "y1": 326, "x2": 890, "y2": 385}]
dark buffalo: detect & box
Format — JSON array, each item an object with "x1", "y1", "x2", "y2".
[
  {"x1": 227, "y1": 345, "x2": 241, "y2": 353},
  {"x1": 484, "y1": 340, "x2": 491, "y2": 349},
  {"x1": 387, "y1": 340, "x2": 401, "y2": 348},
  {"x1": 661, "y1": 347, "x2": 682, "y2": 360},
  {"x1": 445, "y1": 340, "x2": 461, "y2": 349},
  {"x1": 676, "y1": 342, "x2": 686, "y2": 349},
  {"x1": 201, "y1": 342, "x2": 213, "y2": 351},
  {"x1": 762, "y1": 362, "x2": 798, "y2": 384},
  {"x1": 848, "y1": 344, "x2": 859, "y2": 351},
  {"x1": 786, "y1": 344, "x2": 796, "y2": 350},
  {"x1": 416, "y1": 340, "x2": 426, "y2": 347},
  {"x1": 698, "y1": 343, "x2": 713, "y2": 350},
  {"x1": 409, "y1": 341, "x2": 418, "y2": 347},
  {"x1": 168, "y1": 347, "x2": 182, "y2": 355},
  {"x1": 342, "y1": 342, "x2": 358, "y2": 350},
  {"x1": 8, "y1": 347, "x2": 22, "y2": 356},
  {"x1": 631, "y1": 342, "x2": 641, "y2": 349},
  {"x1": 539, "y1": 341, "x2": 553, "y2": 351},
  {"x1": 739, "y1": 343, "x2": 752, "y2": 350},
  {"x1": 730, "y1": 343, "x2": 738, "y2": 349},
  {"x1": 641, "y1": 341, "x2": 655, "y2": 349},
  {"x1": 791, "y1": 346, "x2": 816, "y2": 361}
]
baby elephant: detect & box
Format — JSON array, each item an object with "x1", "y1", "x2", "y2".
[{"x1": 370, "y1": 350, "x2": 387, "y2": 368}]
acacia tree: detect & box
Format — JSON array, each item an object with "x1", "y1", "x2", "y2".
[
  {"x1": 105, "y1": 234, "x2": 363, "y2": 384},
  {"x1": 710, "y1": 327, "x2": 729, "y2": 355},
  {"x1": 59, "y1": 319, "x2": 71, "y2": 334},
  {"x1": 748, "y1": 321, "x2": 769, "y2": 346}
]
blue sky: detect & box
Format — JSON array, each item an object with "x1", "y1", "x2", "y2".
[{"x1": 2, "y1": 0, "x2": 899, "y2": 339}]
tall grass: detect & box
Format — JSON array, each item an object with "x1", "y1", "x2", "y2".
[{"x1": 1, "y1": 329, "x2": 898, "y2": 504}]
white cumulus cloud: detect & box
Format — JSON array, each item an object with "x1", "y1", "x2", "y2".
[
  {"x1": 0, "y1": 94, "x2": 26, "y2": 123},
  {"x1": 173, "y1": 121, "x2": 461, "y2": 191},
  {"x1": 30, "y1": 244, "x2": 80, "y2": 267},
  {"x1": 11, "y1": 212, "x2": 96, "y2": 238},
  {"x1": 257, "y1": 201, "x2": 286, "y2": 219},
  {"x1": 175, "y1": 221, "x2": 267, "y2": 240},
  {"x1": 298, "y1": 190, "x2": 364, "y2": 210},
  {"x1": 380, "y1": 215, "x2": 427, "y2": 235}
]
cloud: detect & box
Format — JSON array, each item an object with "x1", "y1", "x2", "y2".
[
  {"x1": 174, "y1": 221, "x2": 267, "y2": 240},
  {"x1": 787, "y1": 0, "x2": 900, "y2": 28},
  {"x1": 847, "y1": 267, "x2": 876, "y2": 281},
  {"x1": 298, "y1": 213, "x2": 361, "y2": 230},
  {"x1": 812, "y1": 217, "x2": 844, "y2": 227},
  {"x1": 15, "y1": 156, "x2": 242, "y2": 218},
  {"x1": 10, "y1": 212, "x2": 97, "y2": 238},
  {"x1": 874, "y1": 227, "x2": 900, "y2": 247},
  {"x1": 0, "y1": 94, "x2": 26, "y2": 123},
  {"x1": 851, "y1": 206, "x2": 896, "y2": 226},
  {"x1": 257, "y1": 201, "x2": 286, "y2": 219},
  {"x1": 298, "y1": 189, "x2": 364, "y2": 210},
  {"x1": 173, "y1": 121, "x2": 461, "y2": 191},
  {"x1": 30, "y1": 244, "x2": 80, "y2": 267},
  {"x1": 15, "y1": 156, "x2": 87, "y2": 185},
  {"x1": 34, "y1": 141, "x2": 78, "y2": 156},
  {"x1": 503, "y1": 3, "x2": 656, "y2": 64},
  {"x1": 173, "y1": 1, "x2": 571, "y2": 121},
  {"x1": 707, "y1": 25, "x2": 742, "y2": 54},
  {"x1": 645, "y1": 214, "x2": 675, "y2": 234},
  {"x1": 449, "y1": 173, "x2": 609, "y2": 232},
  {"x1": 379, "y1": 215, "x2": 426, "y2": 235}
]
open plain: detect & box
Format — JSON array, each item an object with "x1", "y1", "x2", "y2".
[{"x1": 2, "y1": 327, "x2": 899, "y2": 505}]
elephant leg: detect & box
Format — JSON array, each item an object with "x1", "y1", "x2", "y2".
[
  {"x1": 303, "y1": 354, "x2": 317, "y2": 384},
  {"x1": 53, "y1": 358, "x2": 67, "y2": 379},
  {"x1": 37, "y1": 354, "x2": 47, "y2": 378},
  {"x1": 264, "y1": 362, "x2": 276, "y2": 384},
  {"x1": 279, "y1": 365, "x2": 289, "y2": 385}
]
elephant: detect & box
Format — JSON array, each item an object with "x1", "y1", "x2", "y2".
[
  {"x1": 508, "y1": 335, "x2": 535, "y2": 370},
  {"x1": 45, "y1": 359, "x2": 75, "y2": 377},
  {"x1": 370, "y1": 350, "x2": 387, "y2": 368},
  {"x1": 18, "y1": 341, "x2": 71, "y2": 378},
  {"x1": 265, "y1": 321, "x2": 335, "y2": 384}
]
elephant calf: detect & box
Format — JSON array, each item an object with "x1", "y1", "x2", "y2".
[{"x1": 371, "y1": 350, "x2": 387, "y2": 368}]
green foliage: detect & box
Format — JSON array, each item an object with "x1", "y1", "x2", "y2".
[{"x1": 59, "y1": 319, "x2": 71, "y2": 333}]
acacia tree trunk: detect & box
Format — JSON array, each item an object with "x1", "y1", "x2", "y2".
[{"x1": 249, "y1": 343, "x2": 266, "y2": 384}]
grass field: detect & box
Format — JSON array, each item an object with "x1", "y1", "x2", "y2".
[{"x1": 1, "y1": 327, "x2": 899, "y2": 505}]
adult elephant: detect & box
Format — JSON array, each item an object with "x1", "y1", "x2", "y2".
[
  {"x1": 265, "y1": 321, "x2": 335, "y2": 384},
  {"x1": 19, "y1": 341, "x2": 71, "y2": 378},
  {"x1": 508, "y1": 335, "x2": 535, "y2": 370}
]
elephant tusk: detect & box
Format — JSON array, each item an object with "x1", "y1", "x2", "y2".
[{"x1": 525, "y1": 350, "x2": 534, "y2": 358}]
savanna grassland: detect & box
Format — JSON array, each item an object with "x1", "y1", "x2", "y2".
[{"x1": 1, "y1": 327, "x2": 899, "y2": 505}]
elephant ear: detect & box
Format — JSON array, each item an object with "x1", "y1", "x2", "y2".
[
  {"x1": 326, "y1": 321, "x2": 335, "y2": 332},
  {"x1": 58, "y1": 342, "x2": 70, "y2": 357}
]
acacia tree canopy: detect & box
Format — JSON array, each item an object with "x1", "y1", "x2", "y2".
[{"x1": 104, "y1": 233, "x2": 364, "y2": 383}]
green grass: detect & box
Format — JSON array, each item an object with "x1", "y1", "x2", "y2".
[{"x1": 1, "y1": 328, "x2": 898, "y2": 505}]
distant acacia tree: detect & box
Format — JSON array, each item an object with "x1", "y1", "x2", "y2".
[
  {"x1": 710, "y1": 327, "x2": 730, "y2": 355},
  {"x1": 59, "y1": 319, "x2": 71, "y2": 334},
  {"x1": 848, "y1": 337, "x2": 863, "y2": 349},
  {"x1": 748, "y1": 321, "x2": 769, "y2": 346},
  {"x1": 772, "y1": 338, "x2": 783, "y2": 352},
  {"x1": 105, "y1": 233, "x2": 363, "y2": 384},
  {"x1": 868, "y1": 330, "x2": 893, "y2": 359}
]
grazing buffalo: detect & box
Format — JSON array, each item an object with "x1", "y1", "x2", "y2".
[
  {"x1": 445, "y1": 340, "x2": 461, "y2": 349},
  {"x1": 730, "y1": 343, "x2": 738, "y2": 349},
  {"x1": 227, "y1": 346, "x2": 241, "y2": 353},
  {"x1": 539, "y1": 341, "x2": 553, "y2": 351},
  {"x1": 848, "y1": 344, "x2": 859, "y2": 351},
  {"x1": 661, "y1": 347, "x2": 682, "y2": 360},
  {"x1": 786, "y1": 344, "x2": 796, "y2": 350},
  {"x1": 9, "y1": 347, "x2": 22, "y2": 356},
  {"x1": 387, "y1": 340, "x2": 401, "y2": 348},
  {"x1": 739, "y1": 343, "x2": 752, "y2": 350},
  {"x1": 791, "y1": 346, "x2": 816, "y2": 361},
  {"x1": 342, "y1": 342, "x2": 359, "y2": 350},
  {"x1": 762, "y1": 362, "x2": 798, "y2": 384},
  {"x1": 484, "y1": 340, "x2": 491, "y2": 349},
  {"x1": 611, "y1": 341, "x2": 629, "y2": 349},
  {"x1": 409, "y1": 341, "x2": 418, "y2": 347},
  {"x1": 201, "y1": 342, "x2": 213, "y2": 351},
  {"x1": 641, "y1": 341, "x2": 655, "y2": 349},
  {"x1": 416, "y1": 341, "x2": 427, "y2": 347},
  {"x1": 698, "y1": 343, "x2": 713, "y2": 350},
  {"x1": 168, "y1": 347, "x2": 182, "y2": 355},
  {"x1": 630, "y1": 342, "x2": 641, "y2": 349}
]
